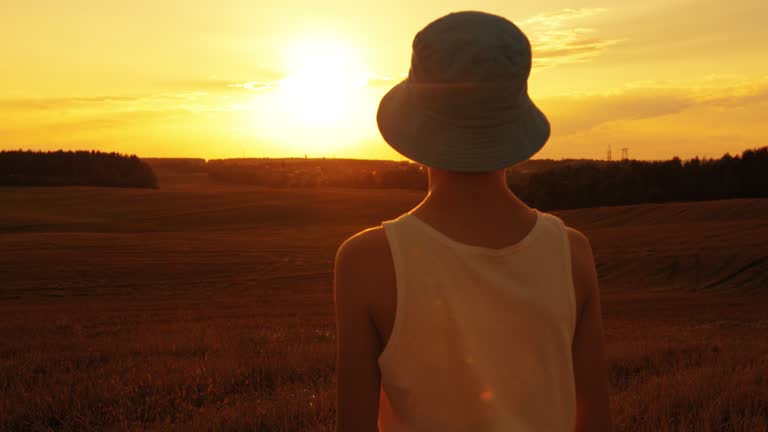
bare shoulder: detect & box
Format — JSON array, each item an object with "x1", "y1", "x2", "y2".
[
  {"x1": 565, "y1": 227, "x2": 593, "y2": 261},
  {"x1": 565, "y1": 226, "x2": 599, "y2": 319},
  {"x1": 333, "y1": 226, "x2": 396, "y2": 339},
  {"x1": 334, "y1": 226, "x2": 394, "y2": 299},
  {"x1": 335, "y1": 226, "x2": 391, "y2": 267}
]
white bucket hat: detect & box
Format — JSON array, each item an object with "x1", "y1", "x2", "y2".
[{"x1": 377, "y1": 11, "x2": 550, "y2": 173}]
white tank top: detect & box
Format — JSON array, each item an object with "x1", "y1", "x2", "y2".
[{"x1": 378, "y1": 209, "x2": 577, "y2": 432}]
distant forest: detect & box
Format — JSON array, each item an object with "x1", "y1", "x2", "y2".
[
  {"x1": 511, "y1": 147, "x2": 768, "y2": 210},
  {"x1": 5, "y1": 147, "x2": 765, "y2": 210},
  {"x1": 166, "y1": 147, "x2": 768, "y2": 211},
  {"x1": 204, "y1": 158, "x2": 428, "y2": 189},
  {"x1": 0, "y1": 150, "x2": 158, "y2": 188}
]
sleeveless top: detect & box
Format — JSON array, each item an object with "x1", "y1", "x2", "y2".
[{"x1": 378, "y1": 209, "x2": 577, "y2": 432}]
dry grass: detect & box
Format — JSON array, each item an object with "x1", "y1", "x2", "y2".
[
  {"x1": 1, "y1": 182, "x2": 766, "y2": 431},
  {"x1": 1, "y1": 294, "x2": 766, "y2": 431},
  {"x1": 0, "y1": 298, "x2": 335, "y2": 431},
  {"x1": 605, "y1": 316, "x2": 768, "y2": 431}
]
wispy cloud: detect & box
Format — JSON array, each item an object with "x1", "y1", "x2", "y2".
[
  {"x1": 539, "y1": 77, "x2": 768, "y2": 136},
  {"x1": 0, "y1": 96, "x2": 138, "y2": 110},
  {"x1": 366, "y1": 74, "x2": 398, "y2": 87},
  {"x1": 0, "y1": 94, "x2": 161, "y2": 110},
  {"x1": 225, "y1": 73, "x2": 397, "y2": 92},
  {"x1": 532, "y1": 76, "x2": 768, "y2": 160},
  {"x1": 519, "y1": 8, "x2": 623, "y2": 68},
  {"x1": 540, "y1": 89, "x2": 695, "y2": 135},
  {"x1": 0, "y1": 91, "x2": 249, "y2": 148},
  {"x1": 227, "y1": 81, "x2": 279, "y2": 91},
  {"x1": 522, "y1": 7, "x2": 606, "y2": 27}
]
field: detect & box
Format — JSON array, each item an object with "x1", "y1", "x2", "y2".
[{"x1": 1, "y1": 175, "x2": 767, "y2": 431}]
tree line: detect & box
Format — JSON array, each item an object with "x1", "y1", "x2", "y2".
[
  {"x1": 510, "y1": 147, "x2": 768, "y2": 210},
  {"x1": 0, "y1": 150, "x2": 158, "y2": 188},
  {"x1": 205, "y1": 158, "x2": 428, "y2": 189},
  {"x1": 200, "y1": 148, "x2": 768, "y2": 210},
  {"x1": 5, "y1": 147, "x2": 764, "y2": 210}
]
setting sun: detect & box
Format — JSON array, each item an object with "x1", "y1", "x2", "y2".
[
  {"x1": 277, "y1": 39, "x2": 369, "y2": 128},
  {"x1": 243, "y1": 37, "x2": 383, "y2": 157}
]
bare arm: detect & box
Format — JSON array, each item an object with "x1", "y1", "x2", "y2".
[
  {"x1": 333, "y1": 231, "x2": 383, "y2": 432},
  {"x1": 568, "y1": 228, "x2": 612, "y2": 432}
]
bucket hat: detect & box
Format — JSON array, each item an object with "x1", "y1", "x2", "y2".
[{"x1": 377, "y1": 11, "x2": 550, "y2": 172}]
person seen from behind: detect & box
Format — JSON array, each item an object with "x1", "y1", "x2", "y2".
[{"x1": 334, "y1": 11, "x2": 612, "y2": 432}]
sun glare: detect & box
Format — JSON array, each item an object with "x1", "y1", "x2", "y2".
[{"x1": 278, "y1": 39, "x2": 368, "y2": 129}]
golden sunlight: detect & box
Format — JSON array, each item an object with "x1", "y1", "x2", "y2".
[
  {"x1": 277, "y1": 38, "x2": 368, "y2": 129},
  {"x1": 244, "y1": 36, "x2": 381, "y2": 158}
]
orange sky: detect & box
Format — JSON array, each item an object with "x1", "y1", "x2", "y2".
[{"x1": 1, "y1": 0, "x2": 766, "y2": 161}]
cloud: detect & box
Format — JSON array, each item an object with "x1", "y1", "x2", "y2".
[
  {"x1": 0, "y1": 91, "x2": 247, "y2": 118},
  {"x1": 701, "y1": 82, "x2": 768, "y2": 107},
  {"x1": 521, "y1": 8, "x2": 606, "y2": 27},
  {"x1": 366, "y1": 74, "x2": 398, "y2": 87},
  {"x1": 0, "y1": 96, "x2": 138, "y2": 110},
  {"x1": 536, "y1": 79, "x2": 768, "y2": 160},
  {"x1": 540, "y1": 89, "x2": 695, "y2": 135},
  {"x1": 226, "y1": 72, "x2": 397, "y2": 92},
  {"x1": 0, "y1": 110, "x2": 192, "y2": 152},
  {"x1": 538, "y1": 77, "x2": 768, "y2": 136},
  {"x1": 519, "y1": 8, "x2": 623, "y2": 68},
  {"x1": 227, "y1": 81, "x2": 278, "y2": 91}
]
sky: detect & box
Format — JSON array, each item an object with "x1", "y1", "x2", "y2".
[{"x1": 1, "y1": 0, "x2": 766, "y2": 161}]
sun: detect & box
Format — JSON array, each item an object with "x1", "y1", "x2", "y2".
[
  {"x1": 277, "y1": 38, "x2": 368, "y2": 129},
  {"x1": 246, "y1": 37, "x2": 379, "y2": 157}
]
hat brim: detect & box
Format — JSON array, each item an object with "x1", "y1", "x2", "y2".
[{"x1": 377, "y1": 80, "x2": 550, "y2": 173}]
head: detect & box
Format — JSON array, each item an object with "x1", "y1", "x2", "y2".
[{"x1": 377, "y1": 11, "x2": 549, "y2": 178}]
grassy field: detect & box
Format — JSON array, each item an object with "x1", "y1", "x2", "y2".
[{"x1": 1, "y1": 179, "x2": 767, "y2": 431}]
